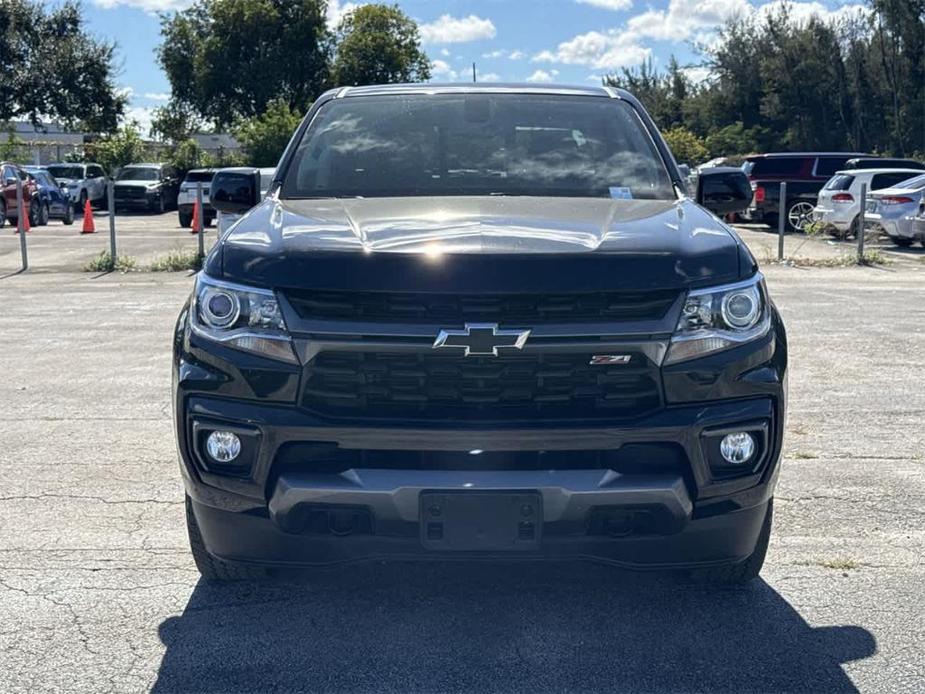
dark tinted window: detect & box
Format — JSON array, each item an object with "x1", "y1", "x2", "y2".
[
  {"x1": 184, "y1": 171, "x2": 215, "y2": 183},
  {"x1": 744, "y1": 157, "x2": 805, "y2": 176},
  {"x1": 117, "y1": 168, "x2": 158, "y2": 181},
  {"x1": 871, "y1": 173, "x2": 921, "y2": 190},
  {"x1": 47, "y1": 165, "x2": 85, "y2": 179},
  {"x1": 824, "y1": 174, "x2": 854, "y2": 190},
  {"x1": 283, "y1": 94, "x2": 675, "y2": 199},
  {"x1": 815, "y1": 157, "x2": 852, "y2": 177}
]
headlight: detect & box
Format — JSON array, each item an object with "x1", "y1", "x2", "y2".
[
  {"x1": 190, "y1": 274, "x2": 297, "y2": 363},
  {"x1": 665, "y1": 274, "x2": 770, "y2": 364}
]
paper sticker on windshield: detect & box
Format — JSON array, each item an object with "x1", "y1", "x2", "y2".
[{"x1": 609, "y1": 187, "x2": 633, "y2": 199}]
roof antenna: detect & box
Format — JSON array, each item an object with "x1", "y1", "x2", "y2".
[{"x1": 472, "y1": 62, "x2": 477, "y2": 83}]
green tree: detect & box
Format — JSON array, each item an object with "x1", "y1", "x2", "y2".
[
  {"x1": 150, "y1": 101, "x2": 204, "y2": 143},
  {"x1": 158, "y1": 0, "x2": 331, "y2": 127},
  {"x1": 0, "y1": 0, "x2": 125, "y2": 131},
  {"x1": 83, "y1": 124, "x2": 149, "y2": 173},
  {"x1": 662, "y1": 127, "x2": 709, "y2": 165},
  {"x1": 332, "y1": 4, "x2": 431, "y2": 86},
  {"x1": 704, "y1": 122, "x2": 764, "y2": 158},
  {"x1": 233, "y1": 99, "x2": 303, "y2": 167}
]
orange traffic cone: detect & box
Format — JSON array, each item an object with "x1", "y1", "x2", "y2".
[
  {"x1": 81, "y1": 200, "x2": 95, "y2": 234},
  {"x1": 190, "y1": 200, "x2": 201, "y2": 234},
  {"x1": 14, "y1": 204, "x2": 30, "y2": 234}
]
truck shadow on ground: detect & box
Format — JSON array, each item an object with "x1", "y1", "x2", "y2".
[{"x1": 153, "y1": 562, "x2": 874, "y2": 693}]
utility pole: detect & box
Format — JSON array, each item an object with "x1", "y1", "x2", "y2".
[{"x1": 472, "y1": 62, "x2": 477, "y2": 83}]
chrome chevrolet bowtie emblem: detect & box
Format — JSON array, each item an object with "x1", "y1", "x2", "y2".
[{"x1": 433, "y1": 323, "x2": 531, "y2": 357}]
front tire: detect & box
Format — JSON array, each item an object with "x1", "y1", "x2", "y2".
[
  {"x1": 62, "y1": 203, "x2": 74, "y2": 225},
  {"x1": 186, "y1": 496, "x2": 269, "y2": 581},
  {"x1": 892, "y1": 236, "x2": 914, "y2": 248},
  {"x1": 178, "y1": 210, "x2": 192, "y2": 228},
  {"x1": 32, "y1": 201, "x2": 49, "y2": 226},
  {"x1": 689, "y1": 501, "x2": 773, "y2": 585}
]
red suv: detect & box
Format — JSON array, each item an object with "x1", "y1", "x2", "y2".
[{"x1": 1, "y1": 162, "x2": 37, "y2": 228}]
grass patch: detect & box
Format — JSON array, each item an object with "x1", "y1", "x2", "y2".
[
  {"x1": 771, "y1": 250, "x2": 890, "y2": 268},
  {"x1": 82, "y1": 251, "x2": 137, "y2": 273},
  {"x1": 791, "y1": 451, "x2": 818, "y2": 460},
  {"x1": 150, "y1": 248, "x2": 203, "y2": 272},
  {"x1": 797, "y1": 558, "x2": 861, "y2": 570},
  {"x1": 820, "y1": 558, "x2": 860, "y2": 571}
]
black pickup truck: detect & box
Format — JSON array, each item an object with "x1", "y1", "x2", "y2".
[
  {"x1": 173, "y1": 84, "x2": 786, "y2": 585},
  {"x1": 741, "y1": 152, "x2": 870, "y2": 231}
]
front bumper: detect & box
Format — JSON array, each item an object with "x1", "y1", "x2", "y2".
[{"x1": 174, "y1": 302, "x2": 787, "y2": 570}]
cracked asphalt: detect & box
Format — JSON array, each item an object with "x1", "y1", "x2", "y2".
[{"x1": 1, "y1": 259, "x2": 924, "y2": 693}]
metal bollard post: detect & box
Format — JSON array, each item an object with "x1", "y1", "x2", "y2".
[
  {"x1": 777, "y1": 182, "x2": 787, "y2": 261},
  {"x1": 857, "y1": 182, "x2": 867, "y2": 262},
  {"x1": 196, "y1": 182, "x2": 205, "y2": 261},
  {"x1": 16, "y1": 179, "x2": 28, "y2": 271},
  {"x1": 108, "y1": 179, "x2": 117, "y2": 260}
]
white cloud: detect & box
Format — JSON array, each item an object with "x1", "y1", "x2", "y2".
[
  {"x1": 533, "y1": 0, "x2": 866, "y2": 76},
  {"x1": 116, "y1": 85, "x2": 135, "y2": 99},
  {"x1": 122, "y1": 105, "x2": 156, "y2": 137},
  {"x1": 479, "y1": 72, "x2": 502, "y2": 82},
  {"x1": 420, "y1": 14, "x2": 497, "y2": 44},
  {"x1": 440, "y1": 48, "x2": 450, "y2": 57},
  {"x1": 483, "y1": 49, "x2": 525, "y2": 60},
  {"x1": 576, "y1": 0, "x2": 633, "y2": 11},
  {"x1": 143, "y1": 92, "x2": 170, "y2": 101},
  {"x1": 682, "y1": 66, "x2": 712, "y2": 84},
  {"x1": 526, "y1": 69, "x2": 559, "y2": 83},
  {"x1": 532, "y1": 29, "x2": 650, "y2": 70},
  {"x1": 430, "y1": 59, "x2": 460, "y2": 81},
  {"x1": 91, "y1": 0, "x2": 191, "y2": 11},
  {"x1": 507, "y1": 50, "x2": 525, "y2": 60},
  {"x1": 326, "y1": 0, "x2": 363, "y2": 28}
]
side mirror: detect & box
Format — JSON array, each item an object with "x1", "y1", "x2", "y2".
[
  {"x1": 696, "y1": 167, "x2": 752, "y2": 216},
  {"x1": 210, "y1": 169, "x2": 260, "y2": 214}
]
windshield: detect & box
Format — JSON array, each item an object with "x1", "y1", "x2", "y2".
[
  {"x1": 118, "y1": 168, "x2": 158, "y2": 181},
  {"x1": 47, "y1": 165, "x2": 84, "y2": 179},
  {"x1": 184, "y1": 171, "x2": 214, "y2": 183},
  {"x1": 282, "y1": 94, "x2": 675, "y2": 200}
]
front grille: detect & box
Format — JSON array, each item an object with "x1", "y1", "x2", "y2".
[
  {"x1": 301, "y1": 350, "x2": 661, "y2": 422},
  {"x1": 286, "y1": 289, "x2": 678, "y2": 324},
  {"x1": 115, "y1": 187, "x2": 146, "y2": 200}
]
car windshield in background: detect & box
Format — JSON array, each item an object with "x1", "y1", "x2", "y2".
[
  {"x1": 184, "y1": 171, "x2": 214, "y2": 182},
  {"x1": 282, "y1": 94, "x2": 675, "y2": 200},
  {"x1": 47, "y1": 165, "x2": 84, "y2": 179},
  {"x1": 118, "y1": 168, "x2": 158, "y2": 181},
  {"x1": 824, "y1": 174, "x2": 854, "y2": 190}
]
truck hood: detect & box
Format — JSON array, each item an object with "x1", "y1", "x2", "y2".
[{"x1": 212, "y1": 196, "x2": 753, "y2": 293}]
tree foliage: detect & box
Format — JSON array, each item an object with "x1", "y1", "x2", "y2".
[
  {"x1": 662, "y1": 127, "x2": 709, "y2": 165},
  {"x1": 606, "y1": 2, "x2": 925, "y2": 160},
  {"x1": 157, "y1": 0, "x2": 432, "y2": 141},
  {"x1": 157, "y1": 0, "x2": 331, "y2": 127},
  {"x1": 81, "y1": 125, "x2": 148, "y2": 173},
  {"x1": 332, "y1": 4, "x2": 431, "y2": 86},
  {"x1": 233, "y1": 99, "x2": 303, "y2": 167},
  {"x1": 0, "y1": 0, "x2": 125, "y2": 131}
]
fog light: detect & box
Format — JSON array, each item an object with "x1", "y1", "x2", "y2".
[
  {"x1": 206, "y1": 431, "x2": 241, "y2": 463},
  {"x1": 720, "y1": 432, "x2": 755, "y2": 464}
]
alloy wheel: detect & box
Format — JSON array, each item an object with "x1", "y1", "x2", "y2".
[{"x1": 787, "y1": 201, "x2": 815, "y2": 232}]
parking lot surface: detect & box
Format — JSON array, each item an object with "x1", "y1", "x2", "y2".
[{"x1": 1, "y1": 248, "x2": 924, "y2": 691}]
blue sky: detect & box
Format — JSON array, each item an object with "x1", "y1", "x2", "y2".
[{"x1": 83, "y1": 0, "x2": 865, "y2": 134}]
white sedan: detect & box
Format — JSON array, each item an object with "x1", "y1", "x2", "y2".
[
  {"x1": 813, "y1": 168, "x2": 922, "y2": 238},
  {"x1": 863, "y1": 173, "x2": 925, "y2": 247}
]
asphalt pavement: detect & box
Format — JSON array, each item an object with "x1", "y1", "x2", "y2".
[{"x1": 1, "y1": 260, "x2": 923, "y2": 692}]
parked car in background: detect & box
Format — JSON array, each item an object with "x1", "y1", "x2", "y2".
[
  {"x1": 23, "y1": 166, "x2": 75, "y2": 225},
  {"x1": 843, "y1": 157, "x2": 925, "y2": 171},
  {"x1": 914, "y1": 201, "x2": 925, "y2": 241},
  {"x1": 864, "y1": 173, "x2": 925, "y2": 247},
  {"x1": 741, "y1": 152, "x2": 870, "y2": 231},
  {"x1": 177, "y1": 168, "x2": 217, "y2": 228},
  {"x1": 215, "y1": 167, "x2": 276, "y2": 234},
  {"x1": 46, "y1": 163, "x2": 108, "y2": 210},
  {"x1": 113, "y1": 163, "x2": 180, "y2": 213},
  {"x1": 813, "y1": 168, "x2": 922, "y2": 238},
  {"x1": 0, "y1": 162, "x2": 36, "y2": 228}
]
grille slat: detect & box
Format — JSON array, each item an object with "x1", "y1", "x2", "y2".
[
  {"x1": 287, "y1": 289, "x2": 678, "y2": 324},
  {"x1": 301, "y1": 351, "x2": 661, "y2": 422}
]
